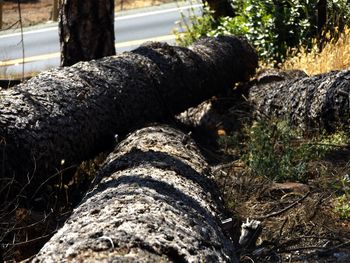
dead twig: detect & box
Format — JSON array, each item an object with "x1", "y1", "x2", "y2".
[
  {"x1": 278, "y1": 217, "x2": 288, "y2": 240},
  {"x1": 212, "y1": 160, "x2": 243, "y2": 172},
  {"x1": 4, "y1": 232, "x2": 56, "y2": 247},
  {"x1": 16, "y1": 0, "x2": 25, "y2": 81},
  {"x1": 255, "y1": 191, "x2": 310, "y2": 220},
  {"x1": 318, "y1": 240, "x2": 350, "y2": 255}
]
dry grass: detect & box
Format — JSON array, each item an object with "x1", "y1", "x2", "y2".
[
  {"x1": 282, "y1": 27, "x2": 350, "y2": 75},
  {"x1": 115, "y1": 0, "x2": 173, "y2": 11},
  {"x1": 1, "y1": 0, "x2": 173, "y2": 29}
]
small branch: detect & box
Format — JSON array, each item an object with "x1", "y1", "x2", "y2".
[
  {"x1": 30, "y1": 165, "x2": 76, "y2": 200},
  {"x1": 0, "y1": 20, "x2": 19, "y2": 31},
  {"x1": 212, "y1": 160, "x2": 243, "y2": 173},
  {"x1": 0, "y1": 0, "x2": 3, "y2": 30},
  {"x1": 279, "y1": 245, "x2": 330, "y2": 253},
  {"x1": 17, "y1": 0, "x2": 25, "y2": 81},
  {"x1": 255, "y1": 191, "x2": 310, "y2": 220},
  {"x1": 318, "y1": 240, "x2": 350, "y2": 255},
  {"x1": 4, "y1": 232, "x2": 56, "y2": 247}
]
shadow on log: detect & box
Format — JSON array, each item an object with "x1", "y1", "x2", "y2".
[
  {"x1": 249, "y1": 69, "x2": 350, "y2": 131},
  {"x1": 0, "y1": 36, "x2": 257, "y2": 194},
  {"x1": 0, "y1": 79, "x2": 22, "y2": 89},
  {"x1": 31, "y1": 125, "x2": 238, "y2": 262}
]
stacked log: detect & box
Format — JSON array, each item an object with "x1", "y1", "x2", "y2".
[{"x1": 31, "y1": 125, "x2": 238, "y2": 262}]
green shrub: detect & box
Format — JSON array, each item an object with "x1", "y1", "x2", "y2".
[
  {"x1": 335, "y1": 194, "x2": 350, "y2": 219},
  {"x1": 242, "y1": 119, "x2": 332, "y2": 182},
  {"x1": 176, "y1": 0, "x2": 350, "y2": 64},
  {"x1": 175, "y1": 3, "x2": 216, "y2": 46},
  {"x1": 334, "y1": 172, "x2": 350, "y2": 219}
]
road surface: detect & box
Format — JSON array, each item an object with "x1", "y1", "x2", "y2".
[{"x1": 0, "y1": 2, "x2": 202, "y2": 77}]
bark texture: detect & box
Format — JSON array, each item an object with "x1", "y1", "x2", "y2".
[
  {"x1": 59, "y1": 0, "x2": 116, "y2": 66},
  {"x1": 0, "y1": 36, "x2": 258, "y2": 192},
  {"x1": 249, "y1": 69, "x2": 350, "y2": 131},
  {"x1": 32, "y1": 125, "x2": 238, "y2": 262}
]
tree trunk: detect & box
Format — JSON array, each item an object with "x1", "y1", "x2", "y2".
[
  {"x1": 0, "y1": 0, "x2": 3, "y2": 30},
  {"x1": 59, "y1": 0, "x2": 116, "y2": 67},
  {"x1": 317, "y1": 0, "x2": 327, "y2": 36},
  {"x1": 0, "y1": 36, "x2": 257, "y2": 195},
  {"x1": 248, "y1": 69, "x2": 350, "y2": 131},
  {"x1": 203, "y1": 0, "x2": 235, "y2": 19},
  {"x1": 31, "y1": 125, "x2": 238, "y2": 262}
]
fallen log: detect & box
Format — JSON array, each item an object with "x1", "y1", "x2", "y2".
[
  {"x1": 0, "y1": 36, "x2": 258, "y2": 191},
  {"x1": 249, "y1": 69, "x2": 350, "y2": 131},
  {"x1": 31, "y1": 125, "x2": 238, "y2": 262}
]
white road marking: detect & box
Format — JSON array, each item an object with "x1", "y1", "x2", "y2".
[
  {"x1": 0, "y1": 34, "x2": 177, "y2": 66},
  {"x1": 0, "y1": 4, "x2": 202, "y2": 39},
  {"x1": 115, "y1": 3, "x2": 202, "y2": 20}
]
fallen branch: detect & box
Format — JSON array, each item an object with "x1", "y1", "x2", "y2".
[{"x1": 255, "y1": 191, "x2": 310, "y2": 220}]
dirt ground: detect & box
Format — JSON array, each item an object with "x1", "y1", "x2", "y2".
[
  {"x1": 188, "y1": 95, "x2": 350, "y2": 263},
  {"x1": 1, "y1": 85, "x2": 350, "y2": 262},
  {"x1": 1, "y1": 0, "x2": 174, "y2": 30},
  {"x1": 1, "y1": 1, "x2": 349, "y2": 262}
]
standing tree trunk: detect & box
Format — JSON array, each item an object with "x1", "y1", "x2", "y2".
[
  {"x1": 59, "y1": 0, "x2": 116, "y2": 67},
  {"x1": 0, "y1": 0, "x2": 3, "y2": 30},
  {"x1": 32, "y1": 125, "x2": 239, "y2": 262},
  {"x1": 317, "y1": 0, "x2": 327, "y2": 36},
  {"x1": 203, "y1": 0, "x2": 235, "y2": 20}
]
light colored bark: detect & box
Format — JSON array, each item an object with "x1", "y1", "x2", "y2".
[{"x1": 32, "y1": 125, "x2": 238, "y2": 262}]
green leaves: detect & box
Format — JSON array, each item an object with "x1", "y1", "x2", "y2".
[
  {"x1": 177, "y1": 0, "x2": 350, "y2": 64},
  {"x1": 243, "y1": 119, "x2": 332, "y2": 182}
]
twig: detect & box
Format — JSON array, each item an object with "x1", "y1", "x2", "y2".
[
  {"x1": 30, "y1": 165, "x2": 76, "y2": 200},
  {"x1": 279, "y1": 245, "x2": 327, "y2": 252},
  {"x1": 212, "y1": 160, "x2": 243, "y2": 172},
  {"x1": 255, "y1": 191, "x2": 310, "y2": 219},
  {"x1": 4, "y1": 232, "x2": 56, "y2": 247},
  {"x1": 1, "y1": 20, "x2": 19, "y2": 31},
  {"x1": 298, "y1": 235, "x2": 345, "y2": 241},
  {"x1": 278, "y1": 217, "x2": 288, "y2": 240},
  {"x1": 279, "y1": 239, "x2": 350, "y2": 254},
  {"x1": 17, "y1": 0, "x2": 25, "y2": 81},
  {"x1": 318, "y1": 240, "x2": 350, "y2": 255}
]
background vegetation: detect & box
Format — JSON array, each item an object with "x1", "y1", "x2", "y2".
[{"x1": 176, "y1": 0, "x2": 350, "y2": 65}]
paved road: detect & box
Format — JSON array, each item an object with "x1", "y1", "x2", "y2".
[{"x1": 0, "y1": 2, "x2": 202, "y2": 77}]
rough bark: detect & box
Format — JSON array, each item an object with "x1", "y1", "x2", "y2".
[
  {"x1": 32, "y1": 125, "x2": 238, "y2": 262},
  {"x1": 0, "y1": 36, "x2": 258, "y2": 193},
  {"x1": 59, "y1": 0, "x2": 116, "y2": 66},
  {"x1": 249, "y1": 69, "x2": 350, "y2": 131}
]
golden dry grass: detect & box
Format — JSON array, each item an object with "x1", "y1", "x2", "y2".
[{"x1": 282, "y1": 27, "x2": 350, "y2": 75}]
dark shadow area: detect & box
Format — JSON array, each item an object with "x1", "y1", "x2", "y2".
[
  {"x1": 90, "y1": 148, "x2": 225, "y2": 213},
  {"x1": 175, "y1": 85, "x2": 253, "y2": 166},
  {"x1": 0, "y1": 79, "x2": 22, "y2": 89}
]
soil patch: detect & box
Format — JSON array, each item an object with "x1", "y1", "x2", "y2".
[
  {"x1": 181, "y1": 94, "x2": 350, "y2": 263},
  {"x1": 1, "y1": 0, "x2": 174, "y2": 30}
]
